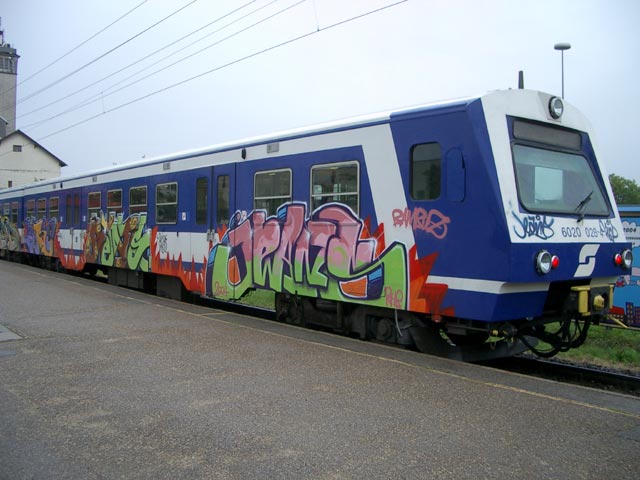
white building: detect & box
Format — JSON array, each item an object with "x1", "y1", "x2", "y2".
[{"x1": 0, "y1": 129, "x2": 66, "y2": 188}]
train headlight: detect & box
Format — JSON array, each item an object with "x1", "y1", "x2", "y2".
[
  {"x1": 549, "y1": 97, "x2": 564, "y2": 119},
  {"x1": 616, "y1": 249, "x2": 633, "y2": 270},
  {"x1": 536, "y1": 250, "x2": 553, "y2": 274}
]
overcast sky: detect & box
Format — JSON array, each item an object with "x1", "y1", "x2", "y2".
[{"x1": 1, "y1": 0, "x2": 639, "y2": 182}]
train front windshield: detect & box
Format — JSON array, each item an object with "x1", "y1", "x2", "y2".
[{"x1": 511, "y1": 119, "x2": 610, "y2": 217}]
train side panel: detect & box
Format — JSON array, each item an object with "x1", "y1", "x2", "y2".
[{"x1": 203, "y1": 126, "x2": 416, "y2": 310}]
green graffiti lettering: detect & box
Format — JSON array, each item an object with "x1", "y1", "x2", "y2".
[{"x1": 96, "y1": 213, "x2": 150, "y2": 271}]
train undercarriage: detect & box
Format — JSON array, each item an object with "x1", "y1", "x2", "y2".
[{"x1": 274, "y1": 290, "x2": 602, "y2": 362}]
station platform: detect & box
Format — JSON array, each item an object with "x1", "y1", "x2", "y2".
[{"x1": 1, "y1": 260, "x2": 639, "y2": 479}]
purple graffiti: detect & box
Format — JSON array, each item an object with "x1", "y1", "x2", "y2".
[
  {"x1": 21, "y1": 217, "x2": 58, "y2": 256},
  {"x1": 21, "y1": 218, "x2": 38, "y2": 254}
]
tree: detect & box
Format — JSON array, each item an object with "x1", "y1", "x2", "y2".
[{"x1": 609, "y1": 173, "x2": 640, "y2": 205}]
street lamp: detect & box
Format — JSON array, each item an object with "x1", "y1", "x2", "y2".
[{"x1": 554, "y1": 42, "x2": 571, "y2": 98}]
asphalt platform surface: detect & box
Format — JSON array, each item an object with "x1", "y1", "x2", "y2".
[{"x1": 1, "y1": 260, "x2": 639, "y2": 479}]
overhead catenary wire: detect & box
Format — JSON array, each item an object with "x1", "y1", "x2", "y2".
[
  {"x1": 0, "y1": 0, "x2": 150, "y2": 100},
  {"x1": 0, "y1": 0, "x2": 408, "y2": 166},
  {"x1": 15, "y1": 0, "x2": 202, "y2": 106},
  {"x1": 19, "y1": 0, "x2": 281, "y2": 130},
  {"x1": 22, "y1": 0, "x2": 297, "y2": 131},
  {"x1": 34, "y1": 0, "x2": 409, "y2": 143},
  {"x1": 17, "y1": 0, "x2": 264, "y2": 121}
]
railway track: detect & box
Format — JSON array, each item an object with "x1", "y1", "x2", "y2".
[{"x1": 480, "y1": 356, "x2": 640, "y2": 396}]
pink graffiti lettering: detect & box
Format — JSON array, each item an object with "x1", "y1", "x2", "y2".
[
  {"x1": 222, "y1": 203, "x2": 380, "y2": 294},
  {"x1": 384, "y1": 286, "x2": 404, "y2": 309},
  {"x1": 392, "y1": 208, "x2": 450, "y2": 239},
  {"x1": 318, "y1": 206, "x2": 376, "y2": 277}
]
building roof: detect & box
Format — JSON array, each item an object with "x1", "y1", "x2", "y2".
[{"x1": 0, "y1": 129, "x2": 67, "y2": 167}]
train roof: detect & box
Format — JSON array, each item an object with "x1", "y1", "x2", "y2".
[{"x1": 0, "y1": 89, "x2": 559, "y2": 195}]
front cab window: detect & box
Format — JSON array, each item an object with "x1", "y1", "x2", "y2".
[{"x1": 511, "y1": 119, "x2": 610, "y2": 217}]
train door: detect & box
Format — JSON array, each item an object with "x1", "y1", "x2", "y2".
[
  {"x1": 193, "y1": 169, "x2": 213, "y2": 269},
  {"x1": 391, "y1": 111, "x2": 471, "y2": 264},
  {"x1": 212, "y1": 164, "x2": 235, "y2": 240},
  {"x1": 59, "y1": 187, "x2": 83, "y2": 271},
  {"x1": 391, "y1": 107, "x2": 524, "y2": 287},
  {"x1": 205, "y1": 163, "x2": 236, "y2": 299},
  {"x1": 67, "y1": 189, "x2": 82, "y2": 253}
]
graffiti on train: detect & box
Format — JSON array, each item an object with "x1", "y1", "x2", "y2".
[
  {"x1": 21, "y1": 216, "x2": 59, "y2": 256},
  {"x1": 392, "y1": 207, "x2": 450, "y2": 239},
  {"x1": 0, "y1": 216, "x2": 21, "y2": 251},
  {"x1": 205, "y1": 202, "x2": 408, "y2": 307},
  {"x1": 83, "y1": 212, "x2": 151, "y2": 271}
]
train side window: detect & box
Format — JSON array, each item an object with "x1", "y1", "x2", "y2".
[
  {"x1": 37, "y1": 198, "x2": 46, "y2": 220},
  {"x1": 310, "y1": 162, "x2": 359, "y2": 214},
  {"x1": 411, "y1": 143, "x2": 442, "y2": 200},
  {"x1": 74, "y1": 194, "x2": 80, "y2": 225},
  {"x1": 88, "y1": 192, "x2": 101, "y2": 220},
  {"x1": 217, "y1": 175, "x2": 230, "y2": 225},
  {"x1": 254, "y1": 169, "x2": 291, "y2": 215},
  {"x1": 50, "y1": 197, "x2": 59, "y2": 222},
  {"x1": 156, "y1": 182, "x2": 178, "y2": 224},
  {"x1": 107, "y1": 189, "x2": 122, "y2": 217},
  {"x1": 26, "y1": 199, "x2": 35, "y2": 219},
  {"x1": 129, "y1": 186, "x2": 147, "y2": 215},
  {"x1": 196, "y1": 177, "x2": 208, "y2": 225},
  {"x1": 11, "y1": 202, "x2": 18, "y2": 224}
]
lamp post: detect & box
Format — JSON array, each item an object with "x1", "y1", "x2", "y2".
[{"x1": 554, "y1": 42, "x2": 571, "y2": 98}]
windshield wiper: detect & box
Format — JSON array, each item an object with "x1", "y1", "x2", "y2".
[{"x1": 575, "y1": 191, "x2": 593, "y2": 222}]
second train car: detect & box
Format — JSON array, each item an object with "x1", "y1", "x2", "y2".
[{"x1": 0, "y1": 89, "x2": 632, "y2": 360}]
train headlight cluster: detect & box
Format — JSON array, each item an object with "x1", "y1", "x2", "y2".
[
  {"x1": 614, "y1": 249, "x2": 633, "y2": 269},
  {"x1": 536, "y1": 250, "x2": 560, "y2": 275},
  {"x1": 548, "y1": 96, "x2": 564, "y2": 119}
]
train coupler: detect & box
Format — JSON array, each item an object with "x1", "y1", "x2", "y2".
[
  {"x1": 490, "y1": 323, "x2": 518, "y2": 339},
  {"x1": 569, "y1": 284, "x2": 613, "y2": 317}
]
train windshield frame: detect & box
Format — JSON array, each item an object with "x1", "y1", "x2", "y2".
[{"x1": 510, "y1": 118, "x2": 610, "y2": 217}]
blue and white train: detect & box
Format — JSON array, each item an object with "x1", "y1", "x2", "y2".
[{"x1": 0, "y1": 89, "x2": 632, "y2": 360}]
